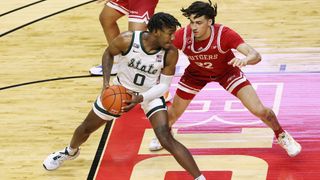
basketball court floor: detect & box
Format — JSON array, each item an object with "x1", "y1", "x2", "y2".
[{"x1": 1, "y1": 1, "x2": 320, "y2": 179}]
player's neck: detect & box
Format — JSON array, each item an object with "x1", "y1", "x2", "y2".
[{"x1": 142, "y1": 32, "x2": 161, "y2": 52}]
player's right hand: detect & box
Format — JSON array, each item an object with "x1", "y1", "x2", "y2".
[
  {"x1": 121, "y1": 92, "x2": 143, "y2": 112},
  {"x1": 101, "y1": 83, "x2": 110, "y2": 94}
]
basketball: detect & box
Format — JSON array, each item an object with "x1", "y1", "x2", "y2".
[{"x1": 101, "y1": 85, "x2": 132, "y2": 116}]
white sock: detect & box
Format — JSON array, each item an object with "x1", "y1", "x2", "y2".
[
  {"x1": 195, "y1": 174, "x2": 206, "y2": 180},
  {"x1": 67, "y1": 146, "x2": 78, "y2": 155}
]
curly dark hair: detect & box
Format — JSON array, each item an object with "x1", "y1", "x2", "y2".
[
  {"x1": 181, "y1": 0, "x2": 217, "y2": 25},
  {"x1": 147, "y1": 12, "x2": 181, "y2": 32}
]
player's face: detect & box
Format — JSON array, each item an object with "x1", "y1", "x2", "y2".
[
  {"x1": 189, "y1": 14, "x2": 212, "y2": 40},
  {"x1": 157, "y1": 27, "x2": 176, "y2": 49}
]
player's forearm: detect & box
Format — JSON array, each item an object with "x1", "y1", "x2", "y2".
[
  {"x1": 140, "y1": 83, "x2": 168, "y2": 102},
  {"x1": 102, "y1": 49, "x2": 114, "y2": 88},
  {"x1": 140, "y1": 74, "x2": 173, "y2": 102},
  {"x1": 245, "y1": 50, "x2": 261, "y2": 65}
]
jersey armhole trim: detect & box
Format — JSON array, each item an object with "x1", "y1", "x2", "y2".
[
  {"x1": 163, "y1": 50, "x2": 168, "y2": 68},
  {"x1": 122, "y1": 31, "x2": 135, "y2": 56},
  {"x1": 217, "y1": 25, "x2": 228, "y2": 54},
  {"x1": 181, "y1": 27, "x2": 187, "y2": 51}
]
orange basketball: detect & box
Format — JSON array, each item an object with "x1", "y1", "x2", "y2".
[{"x1": 101, "y1": 85, "x2": 132, "y2": 116}]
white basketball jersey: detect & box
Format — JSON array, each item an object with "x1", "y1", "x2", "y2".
[{"x1": 114, "y1": 31, "x2": 166, "y2": 93}]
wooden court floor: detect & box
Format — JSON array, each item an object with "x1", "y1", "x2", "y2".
[{"x1": 1, "y1": 0, "x2": 320, "y2": 179}]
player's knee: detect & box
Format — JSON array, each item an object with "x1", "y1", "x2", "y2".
[
  {"x1": 167, "y1": 113, "x2": 176, "y2": 126},
  {"x1": 156, "y1": 130, "x2": 174, "y2": 150},
  {"x1": 158, "y1": 136, "x2": 174, "y2": 151},
  {"x1": 99, "y1": 14, "x2": 107, "y2": 25},
  {"x1": 168, "y1": 106, "x2": 181, "y2": 124},
  {"x1": 99, "y1": 13, "x2": 113, "y2": 27}
]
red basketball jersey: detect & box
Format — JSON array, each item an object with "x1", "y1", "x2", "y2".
[{"x1": 173, "y1": 24, "x2": 244, "y2": 77}]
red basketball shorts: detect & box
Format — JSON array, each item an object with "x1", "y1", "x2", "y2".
[{"x1": 177, "y1": 67, "x2": 251, "y2": 100}]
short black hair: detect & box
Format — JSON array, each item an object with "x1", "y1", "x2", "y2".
[
  {"x1": 181, "y1": 0, "x2": 217, "y2": 25},
  {"x1": 147, "y1": 12, "x2": 181, "y2": 32}
]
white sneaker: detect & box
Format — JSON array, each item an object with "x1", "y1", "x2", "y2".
[
  {"x1": 277, "y1": 131, "x2": 301, "y2": 157},
  {"x1": 149, "y1": 130, "x2": 174, "y2": 151},
  {"x1": 43, "y1": 147, "x2": 80, "y2": 171},
  {"x1": 195, "y1": 174, "x2": 206, "y2": 180},
  {"x1": 149, "y1": 137, "x2": 163, "y2": 151},
  {"x1": 89, "y1": 64, "x2": 118, "y2": 76},
  {"x1": 89, "y1": 65, "x2": 103, "y2": 76}
]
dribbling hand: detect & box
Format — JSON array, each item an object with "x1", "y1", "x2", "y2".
[{"x1": 121, "y1": 91, "x2": 143, "y2": 112}]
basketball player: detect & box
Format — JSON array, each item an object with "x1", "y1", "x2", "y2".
[
  {"x1": 89, "y1": 0, "x2": 159, "y2": 76},
  {"x1": 149, "y1": 1, "x2": 302, "y2": 157},
  {"x1": 43, "y1": 12, "x2": 206, "y2": 180},
  {"x1": 90, "y1": 0, "x2": 172, "y2": 101}
]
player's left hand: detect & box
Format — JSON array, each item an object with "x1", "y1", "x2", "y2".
[
  {"x1": 121, "y1": 92, "x2": 143, "y2": 112},
  {"x1": 228, "y1": 58, "x2": 247, "y2": 68}
]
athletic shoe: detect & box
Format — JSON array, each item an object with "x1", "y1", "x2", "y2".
[
  {"x1": 43, "y1": 147, "x2": 80, "y2": 171},
  {"x1": 149, "y1": 130, "x2": 174, "y2": 151},
  {"x1": 89, "y1": 65, "x2": 103, "y2": 76},
  {"x1": 277, "y1": 131, "x2": 301, "y2": 157},
  {"x1": 89, "y1": 64, "x2": 118, "y2": 76},
  {"x1": 149, "y1": 137, "x2": 163, "y2": 151}
]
